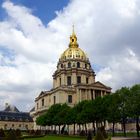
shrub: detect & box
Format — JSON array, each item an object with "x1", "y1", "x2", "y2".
[
  {"x1": 94, "y1": 129, "x2": 105, "y2": 140},
  {"x1": 29, "y1": 130, "x2": 35, "y2": 135},
  {"x1": 87, "y1": 130, "x2": 92, "y2": 140},
  {"x1": 5, "y1": 129, "x2": 19, "y2": 140},
  {"x1": 79, "y1": 130, "x2": 86, "y2": 136},
  {"x1": 63, "y1": 131, "x2": 69, "y2": 135},
  {"x1": 100, "y1": 126, "x2": 108, "y2": 139},
  {"x1": 0, "y1": 129, "x2": 5, "y2": 137},
  {"x1": 35, "y1": 130, "x2": 41, "y2": 135},
  {"x1": 15, "y1": 129, "x2": 21, "y2": 137},
  {"x1": 108, "y1": 136, "x2": 111, "y2": 140}
]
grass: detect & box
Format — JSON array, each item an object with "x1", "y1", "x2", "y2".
[{"x1": 24, "y1": 135, "x2": 86, "y2": 140}]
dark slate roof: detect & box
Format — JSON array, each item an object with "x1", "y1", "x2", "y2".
[
  {"x1": 0, "y1": 105, "x2": 33, "y2": 122},
  {"x1": 30, "y1": 107, "x2": 35, "y2": 112},
  {"x1": 4, "y1": 105, "x2": 20, "y2": 112},
  {"x1": 0, "y1": 111, "x2": 33, "y2": 122}
]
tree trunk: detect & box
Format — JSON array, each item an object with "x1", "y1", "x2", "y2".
[
  {"x1": 74, "y1": 123, "x2": 76, "y2": 135},
  {"x1": 92, "y1": 122, "x2": 96, "y2": 136},
  {"x1": 104, "y1": 120, "x2": 106, "y2": 127},
  {"x1": 85, "y1": 123, "x2": 87, "y2": 135},
  {"x1": 55, "y1": 125, "x2": 56, "y2": 131},
  {"x1": 59, "y1": 125, "x2": 60, "y2": 134},
  {"x1": 112, "y1": 121, "x2": 115, "y2": 137},
  {"x1": 67, "y1": 125, "x2": 69, "y2": 135},
  {"x1": 122, "y1": 117, "x2": 126, "y2": 137},
  {"x1": 136, "y1": 116, "x2": 140, "y2": 137},
  {"x1": 79, "y1": 124, "x2": 81, "y2": 135}
]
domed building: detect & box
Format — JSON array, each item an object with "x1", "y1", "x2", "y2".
[{"x1": 31, "y1": 28, "x2": 111, "y2": 129}]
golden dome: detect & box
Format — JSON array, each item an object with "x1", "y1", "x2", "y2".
[{"x1": 60, "y1": 27, "x2": 87, "y2": 60}]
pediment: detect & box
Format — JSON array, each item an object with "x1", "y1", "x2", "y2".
[{"x1": 90, "y1": 81, "x2": 111, "y2": 89}]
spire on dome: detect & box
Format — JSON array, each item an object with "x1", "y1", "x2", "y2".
[
  {"x1": 69, "y1": 25, "x2": 78, "y2": 48},
  {"x1": 72, "y1": 24, "x2": 76, "y2": 36}
]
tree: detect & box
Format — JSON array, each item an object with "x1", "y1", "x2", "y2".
[
  {"x1": 106, "y1": 93, "x2": 121, "y2": 136},
  {"x1": 129, "y1": 84, "x2": 140, "y2": 137},
  {"x1": 74, "y1": 100, "x2": 89, "y2": 134},
  {"x1": 116, "y1": 87, "x2": 130, "y2": 137},
  {"x1": 36, "y1": 114, "x2": 46, "y2": 126},
  {"x1": 92, "y1": 96, "x2": 105, "y2": 127},
  {"x1": 53, "y1": 104, "x2": 70, "y2": 134},
  {"x1": 65, "y1": 107, "x2": 77, "y2": 135}
]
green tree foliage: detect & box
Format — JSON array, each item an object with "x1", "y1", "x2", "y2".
[
  {"x1": 92, "y1": 96, "x2": 105, "y2": 126},
  {"x1": 116, "y1": 87, "x2": 130, "y2": 137},
  {"x1": 65, "y1": 107, "x2": 77, "y2": 135},
  {"x1": 129, "y1": 84, "x2": 140, "y2": 137},
  {"x1": 36, "y1": 114, "x2": 46, "y2": 126},
  {"x1": 106, "y1": 93, "x2": 121, "y2": 136}
]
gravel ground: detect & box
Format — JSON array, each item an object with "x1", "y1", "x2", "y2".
[{"x1": 112, "y1": 137, "x2": 140, "y2": 140}]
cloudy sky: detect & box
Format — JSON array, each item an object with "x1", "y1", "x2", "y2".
[{"x1": 0, "y1": 0, "x2": 140, "y2": 111}]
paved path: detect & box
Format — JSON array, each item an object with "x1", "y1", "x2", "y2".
[{"x1": 112, "y1": 137, "x2": 140, "y2": 140}]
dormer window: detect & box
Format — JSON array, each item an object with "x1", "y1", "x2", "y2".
[{"x1": 72, "y1": 39, "x2": 74, "y2": 42}]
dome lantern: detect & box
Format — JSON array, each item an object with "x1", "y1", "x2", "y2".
[
  {"x1": 60, "y1": 26, "x2": 88, "y2": 60},
  {"x1": 69, "y1": 25, "x2": 78, "y2": 48}
]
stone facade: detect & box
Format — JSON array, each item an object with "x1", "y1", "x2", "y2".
[{"x1": 31, "y1": 29, "x2": 111, "y2": 129}]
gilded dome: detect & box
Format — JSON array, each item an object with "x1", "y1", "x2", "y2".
[
  {"x1": 60, "y1": 28, "x2": 88, "y2": 60},
  {"x1": 60, "y1": 47, "x2": 87, "y2": 60}
]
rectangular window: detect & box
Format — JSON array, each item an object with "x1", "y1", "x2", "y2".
[
  {"x1": 91, "y1": 89, "x2": 94, "y2": 100},
  {"x1": 60, "y1": 78, "x2": 61, "y2": 86},
  {"x1": 86, "y1": 77, "x2": 89, "y2": 84},
  {"x1": 42, "y1": 99, "x2": 44, "y2": 106},
  {"x1": 54, "y1": 96, "x2": 56, "y2": 104},
  {"x1": 77, "y1": 76, "x2": 81, "y2": 84},
  {"x1": 67, "y1": 76, "x2": 71, "y2": 85},
  {"x1": 68, "y1": 95, "x2": 72, "y2": 103}
]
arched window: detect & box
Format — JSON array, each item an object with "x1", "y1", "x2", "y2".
[
  {"x1": 68, "y1": 62, "x2": 71, "y2": 68},
  {"x1": 77, "y1": 62, "x2": 80, "y2": 68}
]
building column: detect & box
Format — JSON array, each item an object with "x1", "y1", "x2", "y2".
[
  {"x1": 93, "y1": 90, "x2": 95, "y2": 99},
  {"x1": 80, "y1": 89, "x2": 82, "y2": 102}
]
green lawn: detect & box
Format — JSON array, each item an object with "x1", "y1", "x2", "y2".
[{"x1": 25, "y1": 136, "x2": 86, "y2": 140}]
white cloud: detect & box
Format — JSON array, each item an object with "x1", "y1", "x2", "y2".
[
  {"x1": 0, "y1": 0, "x2": 140, "y2": 111},
  {"x1": 96, "y1": 49, "x2": 140, "y2": 91}
]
